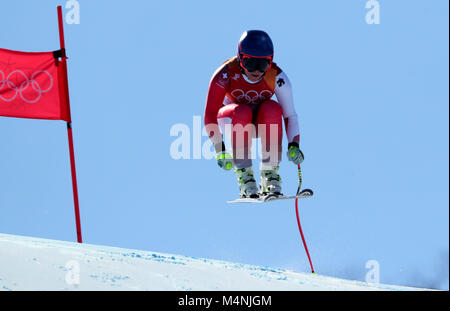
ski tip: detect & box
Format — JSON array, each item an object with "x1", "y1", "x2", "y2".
[{"x1": 297, "y1": 189, "x2": 314, "y2": 197}]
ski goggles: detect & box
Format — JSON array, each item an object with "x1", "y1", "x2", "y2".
[{"x1": 239, "y1": 54, "x2": 273, "y2": 73}]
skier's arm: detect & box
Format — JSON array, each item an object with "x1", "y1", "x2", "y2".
[
  {"x1": 274, "y1": 71, "x2": 300, "y2": 145},
  {"x1": 204, "y1": 65, "x2": 228, "y2": 153}
]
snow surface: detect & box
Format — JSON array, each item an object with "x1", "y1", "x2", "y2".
[{"x1": 0, "y1": 233, "x2": 430, "y2": 291}]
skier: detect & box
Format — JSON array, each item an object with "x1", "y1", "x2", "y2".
[{"x1": 204, "y1": 30, "x2": 304, "y2": 198}]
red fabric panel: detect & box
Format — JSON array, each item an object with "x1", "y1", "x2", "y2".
[{"x1": 0, "y1": 48, "x2": 70, "y2": 121}]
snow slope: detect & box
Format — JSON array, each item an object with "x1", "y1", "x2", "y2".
[{"x1": 0, "y1": 233, "x2": 429, "y2": 291}]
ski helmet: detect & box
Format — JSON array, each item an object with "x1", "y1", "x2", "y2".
[{"x1": 238, "y1": 30, "x2": 274, "y2": 72}]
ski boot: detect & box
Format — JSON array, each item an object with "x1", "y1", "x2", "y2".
[
  {"x1": 260, "y1": 166, "x2": 282, "y2": 196},
  {"x1": 235, "y1": 167, "x2": 259, "y2": 198}
]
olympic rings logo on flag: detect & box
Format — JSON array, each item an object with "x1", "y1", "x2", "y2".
[
  {"x1": 0, "y1": 69, "x2": 54, "y2": 104},
  {"x1": 230, "y1": 89, "x2": 273, "y2": 105}
]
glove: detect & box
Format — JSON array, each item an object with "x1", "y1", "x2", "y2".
[
  {"x1": 287, "y1": 142, "x2": 304, "y2": 165},
  {"x1": 216, "y1": 152, "x2": 233, "y2": 171}
]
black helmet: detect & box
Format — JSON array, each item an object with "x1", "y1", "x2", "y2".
[
  {"x1": 238, "y1": 30, "x2": 274, "y2": 59},
  {"x1": 238, "y1": 30, "x2": 274, "y2": 72}
]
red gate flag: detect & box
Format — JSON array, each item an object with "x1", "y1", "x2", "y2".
[
  {"x1": 0, "y1": 48, "x2": 70, "y2": 121},
  {"x1": 0, "y1": 6, "x2": 82, "y2": 243}
]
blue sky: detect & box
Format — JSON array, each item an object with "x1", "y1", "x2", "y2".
[{"x1": 0, "y1": 0, "x2": 448, "y2": 289}]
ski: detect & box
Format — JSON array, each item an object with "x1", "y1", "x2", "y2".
[{"x1": 227, "y1": 189, "x2": 313, "y2": 204}]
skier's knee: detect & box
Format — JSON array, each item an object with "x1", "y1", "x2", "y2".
[
  {"x1": 258, "y1": 100, "x2": 282, "y2": 120},
  {"x1": 233, "y1": 104, "x2": 253, "y2": 125}
]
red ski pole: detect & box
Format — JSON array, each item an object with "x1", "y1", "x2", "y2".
[{"x1": 295, "y1": 164, "x2": 315, "y2": 273}]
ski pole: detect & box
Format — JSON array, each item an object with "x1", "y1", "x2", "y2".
[
  {"x1": 296, "y1": 163, "x2": 303, "y2": 196},
  {"x1": 295, "y1": 164, "x2": 315, "y2": 273}
]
